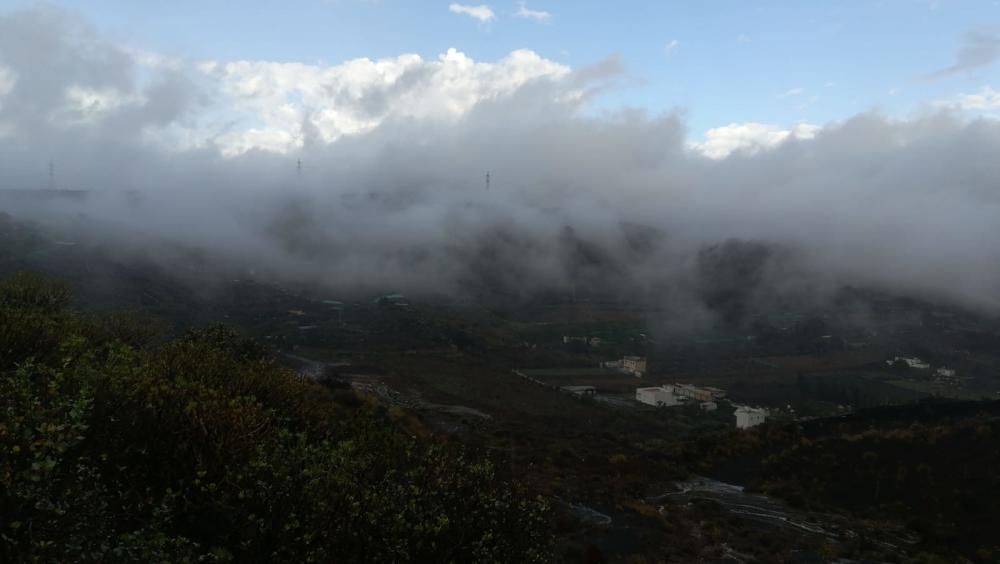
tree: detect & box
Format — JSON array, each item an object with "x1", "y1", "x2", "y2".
[{"x1": 0, "y1": 273, "x2": 552, "y2": 563}]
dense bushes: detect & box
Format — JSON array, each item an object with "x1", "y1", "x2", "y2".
[
  {"x1": 0, "y1": 273, "x2": 550, "y2": 562},
  {"x1": 704, "y1": 402, "x2": 1000, "y2": 562}
]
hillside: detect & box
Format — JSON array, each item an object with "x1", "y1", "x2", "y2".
[
  {"x1": 704, "y1": 400, "x2": 1000, "y2": 561},
  {"x1": 6, "y1": 212, "x2": 1000, "y2": 562},
  {"x1": 0, "y1": 272, "x2": 549, "y2": 562}
]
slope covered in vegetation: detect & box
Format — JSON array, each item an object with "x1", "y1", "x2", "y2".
[
  {"x1": 0, "y1": 272, "x2": 550, "y2": 563},
  {"x1": 704, "y1": 400, "x2": 1000, "y2": 562}
]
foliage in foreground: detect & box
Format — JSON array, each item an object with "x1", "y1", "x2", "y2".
[{"x1": 0, "y1": 272, "x2": 550, "y2": 563}]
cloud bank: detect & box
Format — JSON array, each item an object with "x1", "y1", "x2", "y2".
[{"x1": 3, "y1": 6, "x2": 1000, "y2": 329}]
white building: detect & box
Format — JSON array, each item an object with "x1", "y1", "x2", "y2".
[
  {"x1": 674, "y1": 384, "x2": 727, "y2": 402},
  {"x1": 636, "y1": 386, "x2": 679, "y2": 407},
  {"x1": 700, "y1": 401, "x2": 718, "y2": 412},
  {"x1": 887, "y1": 357, "x2": 930, "y2": 369},
  {"x1": 734, "y1": 406, "x2": 768, "y2": 429},
  {"x1": 623, "y1": 356, "x2": 647, "y2": 377},
  {"x1": 936, "y1": 367, "x2": 956, "y2": 378}
]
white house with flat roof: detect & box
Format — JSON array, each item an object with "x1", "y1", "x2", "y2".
[
  {"x1": 636, "y1": 386, "x2": 679, "y2": 407},
  {"x1": 734, "y1": 406, "x2": 768, "y2": 429}
]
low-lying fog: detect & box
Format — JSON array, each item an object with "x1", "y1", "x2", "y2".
[{"x1": 3, "y1": 6, "x2": 1000, "y2": 330}]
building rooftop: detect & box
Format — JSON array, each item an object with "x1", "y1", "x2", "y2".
[{"x1": 734, "y1": 405, "x2": 768, "y2": 415}]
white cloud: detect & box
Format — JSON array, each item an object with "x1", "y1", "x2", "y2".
[
  {"x1": 448, "y1": 3, "x2": 496, "y2": 23},
  {"x1": 690, "y1": 122, "x2": 820, "y2": 159},
  {"x1": 214, "y1": 127, "x2": 299, "y2": 157},
  {"x1": 0, "y1": 64, "x2": 16, "y2": 97},
  {"x1": 515, "y1": 1, "x2": 550, "y2": 22},
  {"x1": 664, "y1": 39, "x2": 679, "y2": 55},
  {"x1": 52, "y1": 86, "x2": 137, "y2": 125},
  {"x1": 123, "y1": 46, "x2": 183, "y2": 71},
  {"x1": 940, "y1": 86, "x2": 1000, "y2": 111},
  {"x1": 778, "y1": 87, "x2": 804, "y2": 98},
  {"x1": 200, "y1": 48, "x2": 570, "y2": 154}
]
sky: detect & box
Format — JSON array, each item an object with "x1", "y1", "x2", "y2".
[
  {"x1": 1, "y1": 0, "x2": 998, "y2": 153},
  {"x1": 3, "y1": 2, "x2": 1000, "y2": 324}
]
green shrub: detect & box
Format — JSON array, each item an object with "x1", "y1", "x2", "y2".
[{"x1": 0, "y1": 273, "x2": 551, "y2": 563}]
